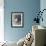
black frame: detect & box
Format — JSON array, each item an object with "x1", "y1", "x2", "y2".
[{"x1": 11, "y1": 12, "x2": 24, "y2": 28}]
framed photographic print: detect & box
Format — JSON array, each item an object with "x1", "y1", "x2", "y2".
[{"x1": 11, "y1": 12, "x2": 24, "y2": 28}]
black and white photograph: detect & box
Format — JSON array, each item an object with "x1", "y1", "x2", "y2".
[{"x1": 11, "y1": 12, "x2": 24, "y2": 27}]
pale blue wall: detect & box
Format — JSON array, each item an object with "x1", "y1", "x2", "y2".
[
  {"x1": 40, "y1": 0, "x2": 46, "y2": 27},
  {"x1": 4, "y1": 0, "x2": 40, "y2": 42}
]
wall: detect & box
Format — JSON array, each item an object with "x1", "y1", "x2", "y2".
[
  {"x1": 4, "y1": 0, "x2": 40, "y2": 42},
  {"x1": 40, "y1": 0, "x2": 46, "y2": 27}
]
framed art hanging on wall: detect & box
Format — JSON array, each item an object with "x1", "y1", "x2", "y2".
[{"x1": 11, "y1": 12, "x2": 24, "y2": 28}]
